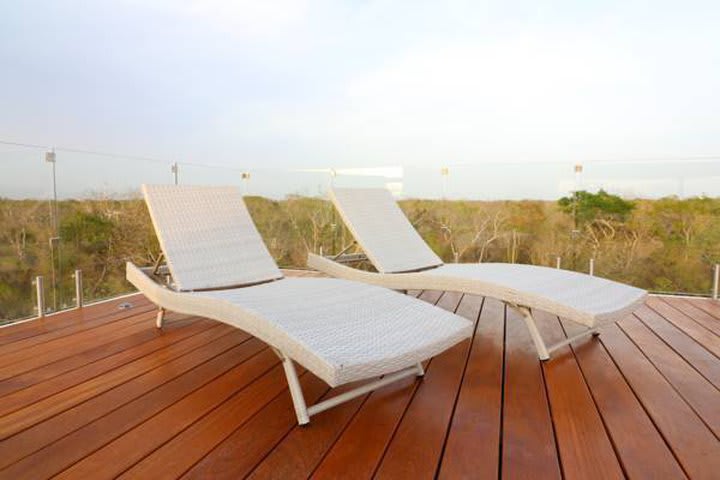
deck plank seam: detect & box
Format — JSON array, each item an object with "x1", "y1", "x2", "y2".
[
  {"x1": 558, "y1": 317, "x2": 631, "y2": 479},
  {"x1": 0, "y1": 294, "x2": 150, "y2": 344},
  {"x1": 433, "y1": 295, "x2": 484, "y2": 479},
  {"x1": 0, "y1": 298, "x2": 155, "y2": 352},
  {"x1": 661, "y1": 298, "x2": 720, "y2": 335},
  {"x1": 646, "y1": 301, "x2": 720, "y2": 358},
  {"x1": 615, "y1": 319, "x2": 720, "y2": 441},
  {"x1": 199, "y1": 370, "x2": 324, "y2": 479},
  {"x1": 44, "y1": 344, "x2": 275, "y2": 479},
  {"x1": 0, "y1": 323, "x2": 242, "y2": 441},
  {"x1": 110, "y1": 352, "x2": 284, "y2": 479},
  {"x1": 634, "y1": 311, "x2": 720, "y2": 391},
  {"x1": 0, "y1": 312, "x2": 204, "y2": 396},
  {"x1": 536, "y1": 313, "x2": 566, "y2": 480},
  {"x1": 305, "y1": 379, "x2": 375, "y2": 479},
  {"x1": 687, "y1": 299, "x2": 720, "y2": 324},
  {"x1": 0, "y1": 339, "x2": 270, "y2": 477},
  {"x1": 0, "y1": 303, "x2": 158, "y2": 366},
  {"x1": 497, "y1": 302, "x2": 508, "y2": 480},
  {"x1": 0, "y1": 310, "x2": 195, "y2": 388},
  {"x1": 594, "y1": 325, "x2": 694, "y2": 480},
  {"x1": 0, "y1": 319, "x2": 232, "y2": 423},
  {"x1": 368, "y1": 290, "x2": 447, "y2": 478},
  {"x1": 0, "y1": 331, "x2": 259, "y2": 472}
]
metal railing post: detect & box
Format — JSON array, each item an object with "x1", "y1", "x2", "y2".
[
  {"x1": 73, "y1": 269, "x2": 83, "y2": 308},
  {"x1": 34, "y1": 275, "x2": 45, "y2": 317},
  {"x1": 713, "y1": 264, "x2": 719, "y2": 301},
  {"x1": 556, "y1": 257, "x2": 561, "y2": 269},
  {"x1": 589, "y1": 258, "x2": 595, "y2": 276}
]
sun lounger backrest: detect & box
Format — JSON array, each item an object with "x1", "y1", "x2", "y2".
[
  {"x1": 331, "y1": 188, "x2": 443, "y2": 273},
  {"x1": 142, "y1": 185, "x2": 283, "y2": 291}
]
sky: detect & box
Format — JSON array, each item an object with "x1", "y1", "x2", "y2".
[{"x1": 1, "y1": 0, "x2": 720, "y2": 199}]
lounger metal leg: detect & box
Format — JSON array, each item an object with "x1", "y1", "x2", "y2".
[
  {"x1": 306, "y1": 364, "x2": 423, "y2": 419},
  {"x1": 276, "y1": 352, "x2": 310, "y2": 425},
  {"x1": 273, "y1": 349, "x2": 424, "y2": 425},
  {"x1": 515, "y1": 306, "x2": 550, "y2": 361},
  {"x1": 546, "y1": 327, "x2": 601, "y2": 355},
  {"x1": 510, "y1": 304, "x2": 601, "y2": 361},
  {"x1": 156, "y1": 308, "x2": 165, "y2": 329}
]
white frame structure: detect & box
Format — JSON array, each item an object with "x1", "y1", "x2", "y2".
[
  {"x1": 306, "y1": 187, "x2": 647, "y2": 361},
  {"x1": 510, "y1": 304, "x2": 599, "y2": 361},
  {"x1": 130, "y1": 264, "x2": 437, "y2": 425},
  {"x1": 127, "y1": 185, "x2": 472, "y2": 425}
]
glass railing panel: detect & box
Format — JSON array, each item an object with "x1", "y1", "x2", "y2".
[
  {"x1": 3, "y1": 151, "x2": 720, "y2": 325},
  {"x1": 56, "y1": 152, "x2": 170, "y2": 307},
  {"x1": 0, "y1": 144, "x2": 58, "y2": 323}
]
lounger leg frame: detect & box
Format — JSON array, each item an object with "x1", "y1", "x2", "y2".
[
  {"x1": 510, "y1": 305, "x2": 600, "y2": 361},
  {"x1": 273, "y1": 349, "x2": 424, "y2": 426},
  {"x1": 155, "y1": 308, "x2": 166, "y2": 329}
]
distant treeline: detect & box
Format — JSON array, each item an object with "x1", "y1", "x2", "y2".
[{"x1": 2, "y1": 192, "x2": 719, "y2": 321}]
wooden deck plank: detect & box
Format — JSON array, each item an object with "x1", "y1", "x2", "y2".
[
  {"x1": 249, "y1": 290, "x2": 463, "y2": 480},
  {"x1": 0, "y1": 292, "x2": 718, "y2": 480},
  {"x1": 313, "y1": 294, "x2": 477, "y2": 480},
  {"x1": 437, "y1": 296, "x2": 504, "y2": 480},
  {"x1": 662, "y1": 297, "x2": 720, "y2": 335},
  {"x1": 187, "y1": 289, "x2": 425, "y2": 480},
  {"x1": 646, "y1": 297, "x2": 720, "y2": 358},
  {"x1": 533, "y1": 311, "x2": 624, "y2": 480},
  {"x1": 120, "y1": 367, "x2": 312, "y2": 480},
  {"x1": 561, "y1": 320, "x2": 688, "y2": 479},
  {"x1": 635, "y1": 305, "x2": 720, "y2": 389},
  {"x1": 53, "y1": 350, "x2": 282, "y2": 480},
  {"x1": 373, "y1": 292, "x2": 474, "y2": 479},
  {"x1": 0, "y1": 313, "x2": 203, "y2": 397},
  {"x1": 310, "y1": 372, "x2": 424, "y2": 480},
  {"x1": 310, "y1": 294, "x2": 439, "y2": 479},
  {"x1": 0, "y1": 294, "x2": 147, "y2": 345},
  {"x1": 0, "y1": 298, "x2": 153, "y2": 354},
  {"x1": 501, "y1": 305, "x2": 562, "y2": 480},
  {"x1": 596, "y1": 322, "x2": 720, "y2": 480},
  {"x1": 0, "y1": 337, "x2": 266, "y2": 479},
  {"x1": 0, "y1": 322, "x2": 232, "y2": 437},
  {"x1": 182, "y1": 374, "x2": 329, "y2": 479},
  {"x1": 245, "y1": 380, "x2": 370, "y2": 480},
  {"x1": 690, "y1": 298, "x2": 720, "y2": 324},
  {"x1": 0, "y1": 305, "x2": 157, "y2": 379},
  {"x1": 0, "y1": 330, "x2": 256, "y2": 472},
  {"x1": 0, "y1": 314, "x2": 214, "y2": 417},
  {"x1": 618, "y1": 316, "x2": 720, "y2": 437}
]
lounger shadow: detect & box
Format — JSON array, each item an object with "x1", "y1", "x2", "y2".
[
  {"x1": 308, "y1": 187, "x2": 648, "y2": 360},
  {"x1": 126, "y1": 185, "x2": 472, "y2": 425}
]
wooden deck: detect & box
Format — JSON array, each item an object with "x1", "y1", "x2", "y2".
[{"x1": 1, "y1": 270, "x2": 719, "y2": 479}]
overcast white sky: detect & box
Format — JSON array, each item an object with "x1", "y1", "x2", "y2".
[{"x1": 1, "y1": 1, "x2": 719, "y2": 198}]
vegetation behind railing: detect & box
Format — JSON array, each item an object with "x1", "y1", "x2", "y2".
[{"x1": 2, "y1": 192, "x2": 720, "y2": 322}]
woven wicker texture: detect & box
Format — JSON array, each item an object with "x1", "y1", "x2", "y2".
[
  {"x1": 142, "y1": 185, "x2": 283, "y2": 291},
  {"x1": 423, "y1": 263, "x2": 647, "y2": 326},
  {"x1": 193, "y1": 277, "x2": 472, "y2": 385},
  {"x1": 308, "y1": 254, "x2": 646, "y2": 327},
  {"x1": 330, "y1": 188, "x2": 443, "y2": 273},
  {"x1": 127, "y1": 263, "x2": 472, "y2": 387},
  {"x1": 317, "y1": 187, "x2": 649, "y2": 327}
]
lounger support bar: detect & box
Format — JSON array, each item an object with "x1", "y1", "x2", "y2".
[
  {"x1": 508, "y1": 304, "x2": 600, "y2": 361},
  {"x1": 273, "y1": 348, "x2": 424, "y2": 425},
  {"x1": 156, "y1": 308, "x2": 166, "y2": 329}
]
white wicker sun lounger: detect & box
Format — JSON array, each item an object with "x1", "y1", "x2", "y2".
[
  {"x1": 308, "y1": 188, "x2": 648, "y2": 361},
  {"x1": 126, "y1": 185, "x2": 472, "y2": 425}
]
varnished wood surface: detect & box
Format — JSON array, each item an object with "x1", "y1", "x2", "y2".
[{"x1": 1, "y1": 272, "x2": 718, "y2": 479}]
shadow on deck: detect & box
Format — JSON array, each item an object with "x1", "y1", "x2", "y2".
[{"x1": 0, "y1": 270, "x2": 719, "y2": 479}]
